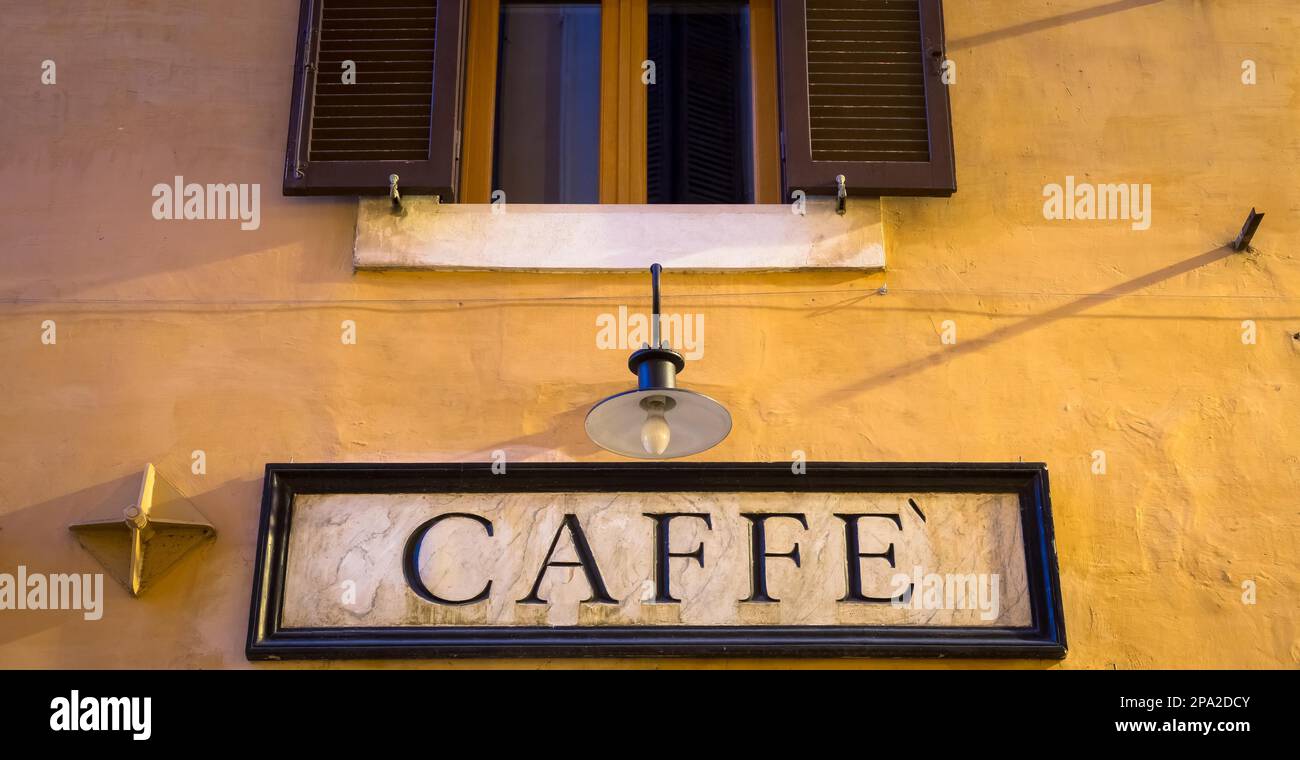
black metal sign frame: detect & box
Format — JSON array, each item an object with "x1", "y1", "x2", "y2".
[{"x1": 246, "y1": 462, "x2": 1066, "y2": 660}]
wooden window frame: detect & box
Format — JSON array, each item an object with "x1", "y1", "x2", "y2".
[
  {"x1": 777, "y1": 0, "x2": 956, "y2": 197},
  {"x1": 458, "y1": 0, "x2": 501, "y2": 203},
  {"x1": 749, "y1": 0, "x2": 782, "y2": 203},
  {"x1": 459, "y1": 0, "x2": 782, "y2": 204},
  {"x1": 283, "y1": 0, "x2": 466, "y2": 197},
  {"x1": 601, "y1": 0, "x2": 647, "y2": 203}
]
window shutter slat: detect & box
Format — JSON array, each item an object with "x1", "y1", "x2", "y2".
[
  {"x1": 778, "y1": 0, "x2": 955, "y2": 197},
  {"x1": 283, "y1": 0, "x2": 464, "y2": 197}
]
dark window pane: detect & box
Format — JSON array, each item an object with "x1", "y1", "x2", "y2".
[
  {"x1": 647, "y1": 1, "x2": 754, "y2": 204},
  {"x1": 493, "y1": 2, "x2": 602, "y2": 203}
]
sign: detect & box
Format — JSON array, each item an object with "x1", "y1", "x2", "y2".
[{"x1": 247, "y1": 464, "x2": 1065, "y2": 659}]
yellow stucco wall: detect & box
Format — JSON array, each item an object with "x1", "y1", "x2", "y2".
[{"x1": 1, "y1": 0, "x2": 1296, "y2": 668}]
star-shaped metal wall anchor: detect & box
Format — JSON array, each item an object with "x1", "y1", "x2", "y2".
[{"x1": 69, "y1": 464, "x2": 216, "y2": 597}]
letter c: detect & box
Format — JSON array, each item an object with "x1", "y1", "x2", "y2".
[{"x1": 403, "y1": 513, "x2": 494, "y2": 605}]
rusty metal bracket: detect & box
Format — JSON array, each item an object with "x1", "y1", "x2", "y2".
[{"x1": 1231, "y1": 208, "x2": 1264, "y2": 251}]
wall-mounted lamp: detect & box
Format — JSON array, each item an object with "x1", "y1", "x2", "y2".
[{"x1": 586, "y1": 264, "x2": 731, "y2": 459}]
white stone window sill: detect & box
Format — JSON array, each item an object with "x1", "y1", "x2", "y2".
[{"x1": 353, "y1": 197, "x2": 884, "y2": 271}]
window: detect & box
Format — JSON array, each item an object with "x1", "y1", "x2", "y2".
[
  {"x1": 491, "y1": 2, "x2": 602, "y2": 203},
  {"x1": 647, "y1": 1, "x2": 755, "y2": 203},
  {"x1": 283, "y1": 0, "x2": 954, "y2": 201},
  {"x1": 460, "y1": 0, "x2": 778, "y2": 204}
]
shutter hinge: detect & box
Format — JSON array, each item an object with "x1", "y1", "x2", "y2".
[{"x1": 928, "y1": 48, "x2": 945, "y2": 75}]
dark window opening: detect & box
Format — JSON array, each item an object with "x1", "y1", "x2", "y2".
[
  {"x1": 492, "y1": 1, "x2": 602, "y2": 203},
  {"x1": 647, "y1": 1, "x2": 754, "y2": 204}
]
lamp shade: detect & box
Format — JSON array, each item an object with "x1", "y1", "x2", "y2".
[{"x1": 585, "y1": 388, "x2": 732, "y2": 459}]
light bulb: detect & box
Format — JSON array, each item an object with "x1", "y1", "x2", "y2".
[{"x1": 640, "y1": 401, "x2": 671, "y2": 456}]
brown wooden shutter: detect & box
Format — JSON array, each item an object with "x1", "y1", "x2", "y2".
[
  {"x1": 283, "y1": 0, "x2": 464, "y2": 197},
  {"x1": 777, "y1": 0, "x2": 954, "y2": 197}
]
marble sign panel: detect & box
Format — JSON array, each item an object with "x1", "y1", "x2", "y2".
[
  {"x1": 246, "y1": 464, "x2": 1066, "y2": 658},
  {"x1": 281, "y1": 491, "x2": 1031, "y2": 629}
]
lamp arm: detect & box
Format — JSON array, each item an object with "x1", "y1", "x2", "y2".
[{"x1": 650, "y1": 263, "x2": 662, "y2": 348}]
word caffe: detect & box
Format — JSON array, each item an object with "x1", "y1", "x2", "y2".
[{"x1": 404, "y1": 510, "x2": 928, "y2": 606}]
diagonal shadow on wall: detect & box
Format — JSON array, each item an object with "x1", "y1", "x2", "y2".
[
  {"x1": 819, "y1": 245, "x2": 1237, "y2": 403},
  {"x1": 947, "y1": 0, "x2": 1166, "y2": 51}
]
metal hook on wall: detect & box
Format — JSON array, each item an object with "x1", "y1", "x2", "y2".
[
  {"x1": 389, "y1": 173, "x2": 403, "y2": 214},
  {"x1": 835, "y1": 175, "x2": 848, "y2": 216},
  {"x1": 1231, "y1": 208, "x2": 1264, "y2": 252}
]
